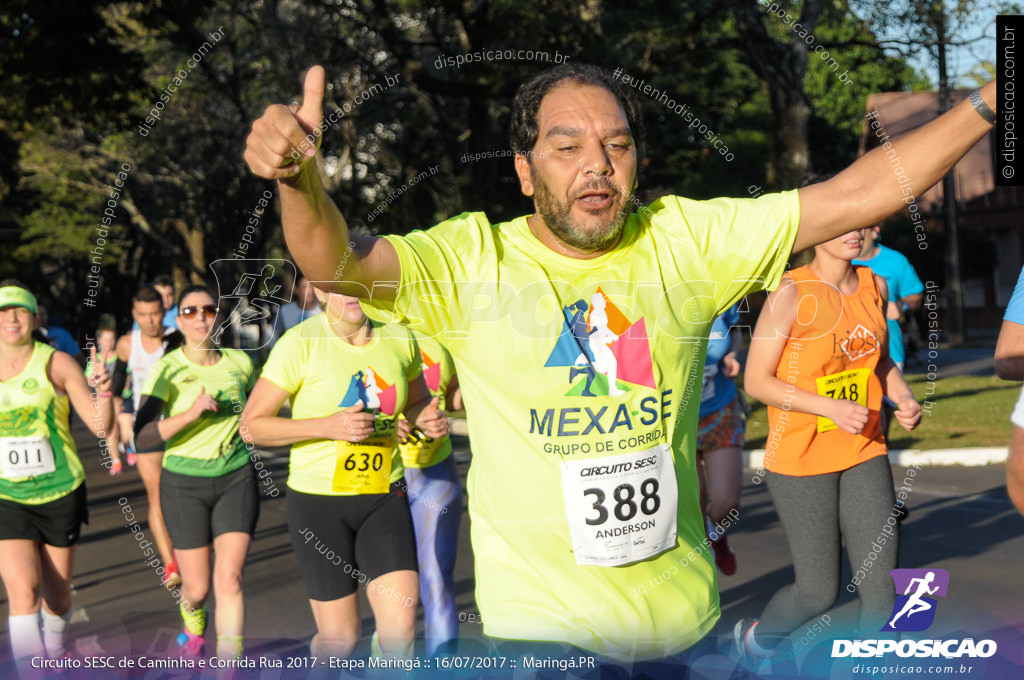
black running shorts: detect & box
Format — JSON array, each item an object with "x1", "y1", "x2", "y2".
[
  {"x1": 0, "y1": 483, "x2": 88, "y2": 547},
  {"x1": 287, "y1": 481, "x2": 418, "y2": 601},
  {"x1": 160, "y1": 463, "x2": 259, "y2": 549}
]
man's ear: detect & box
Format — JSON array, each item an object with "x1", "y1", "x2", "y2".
[{"x1": 514, "y1": 153, "x2": 534, "y2": 197}]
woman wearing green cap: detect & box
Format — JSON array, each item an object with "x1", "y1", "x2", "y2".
[{"x1": 0, "y1": 279, "x2": 115, "y2": 677}]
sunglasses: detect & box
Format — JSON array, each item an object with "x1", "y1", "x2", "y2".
[{"x1": 180, "y1": 305, "x2": 219, "y2": 319}]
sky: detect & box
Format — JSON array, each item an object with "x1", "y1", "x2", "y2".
[{"x1": 898, "y1": 9, "x2": 1001, "y2": 88}]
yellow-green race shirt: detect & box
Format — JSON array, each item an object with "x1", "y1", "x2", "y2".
[
  {"x1": 141, "y1": 348, "x2": 254, "y2": 477},
  {"x1": 398, "y1": 331, "x2": 455, "y2": 469},
  {"x1": 259, "y1": 314, "x2": 421, "y2": 495},
  {"x1": 362, "y1": 192, "x2": 800, "y2": 659},
  {"x1": 0, "y1": 343, "x2": 84, "y2": 503}
]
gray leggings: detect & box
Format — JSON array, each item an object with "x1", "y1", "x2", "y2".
[{"x1": 758, "y1": 455, "x2": 899, "y2": 645}]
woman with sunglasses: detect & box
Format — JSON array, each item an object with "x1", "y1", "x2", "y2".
[
  {"x1": 134, "y1": 286, "x2": 257, "y2": 663},
  {"x1": 0, "y1": 280, "x2": 114, "y2": 678},
  {"x1": 242, "y1": 289, "x2": 448, "y2": 659}
]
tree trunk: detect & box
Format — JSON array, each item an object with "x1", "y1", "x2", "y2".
[{"x1": 732, "y1": 0, "x2": 820, "y2": 188}]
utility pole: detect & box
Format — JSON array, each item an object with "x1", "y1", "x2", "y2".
[{"x1": 936, "y1": 2, "x2": 966, "y2": 343}]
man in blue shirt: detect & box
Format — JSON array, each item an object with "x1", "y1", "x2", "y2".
[
  {"x1": 38, "y1": 304, "x2": 84, "y2": 366},
  {"x1": 996, "y1": 265, "x2": 1024, "y2": 515},
  {"x1": 697, "y1": 304, "x2": 744, "y2": 576},
  {"x1": 853, "y1": 226, "x2": 924, "y2": 371}
]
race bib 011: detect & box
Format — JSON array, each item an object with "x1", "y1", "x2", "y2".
[
  {"x1": 816, "y1": 368, "x2": 870, "y2": 433},
  {"x1": 0, "y1": 436, "x2": 57, "y2": 480},
  {"x1": 560, "y1": 443, "x2": 678, "y2": 567}
]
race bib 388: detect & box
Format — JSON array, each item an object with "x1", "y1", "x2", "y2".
[{"x1": 561, "y1": 443, "x2": 678, "y2": 566}]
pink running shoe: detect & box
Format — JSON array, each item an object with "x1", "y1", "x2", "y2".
[{"x1": 177, "y1": 630, "x2": 204, "y2": 657}]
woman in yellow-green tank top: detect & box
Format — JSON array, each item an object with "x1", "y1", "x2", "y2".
[
  {"x1": 0, "y1": 281, "x2": 114, "y2": 677},
  {"x1": 134, "y1": 285, "x2": 256, "y2": 663}
]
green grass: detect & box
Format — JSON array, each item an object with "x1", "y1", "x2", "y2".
[{"x1": 743, "y1": 373, "x2": 1019, "y2": 451}]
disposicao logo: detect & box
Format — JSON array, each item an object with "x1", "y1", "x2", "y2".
[
  {"x1": 544, "y1": 289, "x2": 655, "y2": 397},
  {"x1": 832, "y1": 568, "x2": 997, "y2": 659},
  {"x1": 883, "y1": 568, "x2": 948, "y2": 632}
]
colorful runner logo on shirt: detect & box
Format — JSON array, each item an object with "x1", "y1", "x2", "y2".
[
  {"x1": 420, "y1": 349, "x2": 441, "y2": 393},
  {"x1": 339, "y1": 368, "x2": 397, "y2": 415},
  {"x1": 882, "y1": 568, "x2": 949, "y2": 632},
  {"x1": 544, "y1": 289, "x2": 655, "y2": 397}
]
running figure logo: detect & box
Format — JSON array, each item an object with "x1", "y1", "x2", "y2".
[
  {"x1": 339, "y1": 368, "x2": 397, "y2": 415},
  {"x1": 544, "y1": 289, "x2": 655, "y2": 397},
  {"x1": 882, "y1": 568, "x2": 949, "y2": 632}
]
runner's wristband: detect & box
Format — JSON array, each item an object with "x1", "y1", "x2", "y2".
[
  {"x1": 969, "y1": 89, "x2": 996, "y2": 125},
  {"x1": 96, "y1": 391, "x2": 114, "y2": 398}
]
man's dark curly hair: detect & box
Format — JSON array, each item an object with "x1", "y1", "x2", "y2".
[{"x1": 510, "y1": 63, "x2": 645, "y2": 161}]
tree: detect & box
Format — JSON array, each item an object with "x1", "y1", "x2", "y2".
[{"x1": 0, "y1": 0, "x2": 925, "y2": 340}]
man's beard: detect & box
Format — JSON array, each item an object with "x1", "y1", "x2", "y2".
[{"x1": 532, "y1": 172, "x2": 630, "y2": 252}]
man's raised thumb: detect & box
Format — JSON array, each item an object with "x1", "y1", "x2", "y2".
[{"x1": 297, "y1": 65, "x2": 326, "y2": 130}]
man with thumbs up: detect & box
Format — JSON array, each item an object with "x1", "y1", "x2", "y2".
[{"x1": 246, "y1": 63, "x2": 998, "y2": 662}]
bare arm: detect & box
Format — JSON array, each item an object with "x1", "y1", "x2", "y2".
[
  {"x1": 404, "y1": 374, "x2": 449, "y2": 439},
  {"x1": 241, "y1": 377, "x2": 375, "y2": 446},
  {"x1": 881, "y1": 359, "x2": 921, "y2": 431},
  {"x1": 244, "y1": 66, "x2": 400, "y2": 297},
  {"x1": 721, "y1": 326, "x2": 743, "y2": 378},
  {"x1": 1009, "y1": 425, "x2": 1024, "y2": 515},
  {"x1": 51, "y1": 347, "x2": 113, "y2": 438},
  {"x1": 796, "y1": 82, "x2": 996, "y2": 252},
  {"x1": 116, "y1": 333, "x2": 131, "y2": 362},
  {"x1": 901, "y1": 292, "x2": 923, "y2": 312},
  {"x1": 111, "y1": 334, "x2": 132, "y2": 395},
  {"x1": 996, "y1": 320, "x2": 1024, "y2": 380},
  {"x1": 745, "y1": 281, "x2": 869, "y2": 434},
  {"x1": 872, "y1": 275, "x2": 921, "y2": 430},
  {"x1": 444, "y1": 373, "x2": 464, "y2": 413}
]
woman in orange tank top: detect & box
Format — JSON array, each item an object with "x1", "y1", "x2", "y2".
[{"x1": 734, "y1": 228, "x2": 922, "y2": 666}]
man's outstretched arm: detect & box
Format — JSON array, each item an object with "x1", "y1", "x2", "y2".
[
  {"x1": 796, "y1": 82, "x2": 996, "y2": 252},
  {"x1": 244, "y1": 65, "x2": 399, "y2": 296}
]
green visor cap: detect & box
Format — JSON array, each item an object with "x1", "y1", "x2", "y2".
[{"x1": 0, "y1": 286, "x2": 38, "y2": 314}]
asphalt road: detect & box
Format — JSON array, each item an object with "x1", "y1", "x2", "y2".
[{"x1": 1, "y1": 420, "x2": 1022, "y2": 679}]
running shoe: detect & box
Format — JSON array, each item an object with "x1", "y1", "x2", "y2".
[
  {"x1": 126, "y1": 447, "x2": 137, "y2": 466},
  {"x1": 733, "y1": 618, "x2": 774, "y2": 672},
  {"x1": 710, "y1": 533, "x2": 737, "y2": 575},
  {"x1": 109, "y1": 459, "x2": 123, "y2": 476},
  {"x1": 370, "y1": 631, "x2": 382, "y2": 658},
  {"x1": 163, "y1": 561, "x2": 182, "y2": 589},
  {"x1": 177, "y1": 630, "x2": 205, "y2": 657}
]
